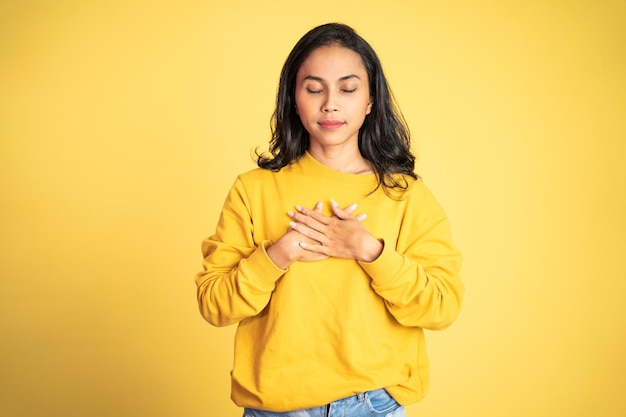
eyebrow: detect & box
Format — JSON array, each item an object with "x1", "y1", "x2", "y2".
[{"x1": 303, "y1": 74, "x2": 361, "y2": 82}]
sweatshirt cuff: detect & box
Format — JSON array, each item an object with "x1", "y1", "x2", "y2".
[
  {"x1": 239, "y1": 240, "x2": 287, "y2": 290},
  {"x1": 358, "y1": 239, "x2": 405, "y2": 287}
]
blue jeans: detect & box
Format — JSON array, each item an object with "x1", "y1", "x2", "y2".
[{"x1": 242, "y1": 388, "x2": 406, "y2": 417}]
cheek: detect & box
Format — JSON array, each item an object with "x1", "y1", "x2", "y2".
[
  {"x1": 293, "y1": 104, "x2": 309, "y2": 126},
  {"x1": 294, "y1": 99, "x2": 314, "y2": 120},
  {"x1": 294, "y1": 94, "x2": 307, "y2": 117}
]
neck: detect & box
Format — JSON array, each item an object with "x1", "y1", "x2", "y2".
[{"x1": 308, "y1": 145, "x2": 373, "y2": 175}]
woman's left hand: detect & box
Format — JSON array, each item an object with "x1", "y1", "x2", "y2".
[{"x1": 288, "y1": 199, "x2": 383, "y2": 262}]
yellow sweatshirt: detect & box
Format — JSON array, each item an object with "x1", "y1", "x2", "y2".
[{"x1": 195, "y1": 152, "x2": 463, "y2": 411}]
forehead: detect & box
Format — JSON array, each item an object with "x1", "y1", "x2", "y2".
[{"x1": 297, "y1": 45, "x2": 368, "y2": 80}]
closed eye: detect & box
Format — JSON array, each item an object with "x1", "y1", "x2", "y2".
[{"x1": 306, "y1": 88, "x2": 323, "y2": 94}]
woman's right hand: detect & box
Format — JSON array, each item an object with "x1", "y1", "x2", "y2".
[{"x1": 266, "y1": 202, "x2": 329, "y2": 269}]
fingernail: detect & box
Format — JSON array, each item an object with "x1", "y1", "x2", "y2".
[
  {"x1": 348, "y1": 203, "x2": 357, "y2": 211},
  {"x1": 331, "y1": 198, "x2": 338, "y2": 207},
  {"x1": 295, "y1": 205, "x2": 303, "y2": 211},
  {"x1": 289, "y1": 221, "x2": 297, "y2": 228},
  {"x1": 287, "y1": 211, "x2": 294, "y2": 217},
  {"x1": 315, "y1": 202, "x2": 322, "y2": 209}
]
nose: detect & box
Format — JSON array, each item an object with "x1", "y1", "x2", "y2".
[{"x1": 322, "y1": 92, "x2": 339, "y2": 112}]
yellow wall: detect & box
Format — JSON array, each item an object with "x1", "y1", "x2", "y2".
[{"x1": 1, "y1": 1, "x2": 624, "y2": 416}]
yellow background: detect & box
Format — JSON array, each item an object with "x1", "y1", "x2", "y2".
[{"x1": 1, "y1": 1, "x2": 624, "y2": 416}]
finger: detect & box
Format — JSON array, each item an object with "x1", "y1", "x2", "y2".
[
  {"x1": 299, "y1": 240, "x2": 329, "y2": 255},
  {"x1": 343, "y1": 203, "x2": 358, "y2": 214},
  {"x1": 331, "y1": 199, "x2": 367, "y2": 222},
  {"x1": 288, "y1": 204, "x2": 329, "y2": 240},
  {"x1": 287, "y1": 201, "x2": 323, "y2": 222},
  {"x1": 289, "y1": 220, "x2": 327, "y2": 243},
  {"x1": 331, "y1": 198, "x2": 355, "y2": 220},
  {"x1": 293, "y1": 205, "x2": 331, "y2": 225}
]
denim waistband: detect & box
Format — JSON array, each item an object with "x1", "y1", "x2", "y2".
[{"x1": 242, "y1": 388, "x2": 405, "y2": 417}]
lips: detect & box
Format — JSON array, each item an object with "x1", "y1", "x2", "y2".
[{"x1": 318, "y1": 120, "x2": 344, "y2": 129}]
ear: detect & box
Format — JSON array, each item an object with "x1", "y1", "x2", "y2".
[{"x1": 366, "y1": 98, "x2": 373, "y2": 115}]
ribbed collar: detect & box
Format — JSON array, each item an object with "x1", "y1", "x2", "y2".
[{"x1": 298, "y1": 152, "x2": 378, "y2": 186}]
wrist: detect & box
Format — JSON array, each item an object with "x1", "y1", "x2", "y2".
[
  {"x1": 266, "y1": 239, "x2": 296, "y2": 270},
  {"x1": 358, "y1": 237, "x2": 384, "y2": 263}
]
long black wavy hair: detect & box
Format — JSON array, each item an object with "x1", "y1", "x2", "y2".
[{"x1": 257, "y1": 23, "x2": 417, "y2": 192}]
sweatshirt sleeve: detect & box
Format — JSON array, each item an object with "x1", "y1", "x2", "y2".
[
  {"x1": 359, "y1": 182, "x2": 464, "y2": 330},
  {"x1": 194, "y1": 177, "x2": 286, "y2": 327}
]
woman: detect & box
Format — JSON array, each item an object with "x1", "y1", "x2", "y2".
[{"x1": 195, "y1": 22, "x2": 464, "y2": 417}]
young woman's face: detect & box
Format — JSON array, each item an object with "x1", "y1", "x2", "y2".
[{"x1": 294, "y1": 45, "x2": 373, "y2": 153}]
